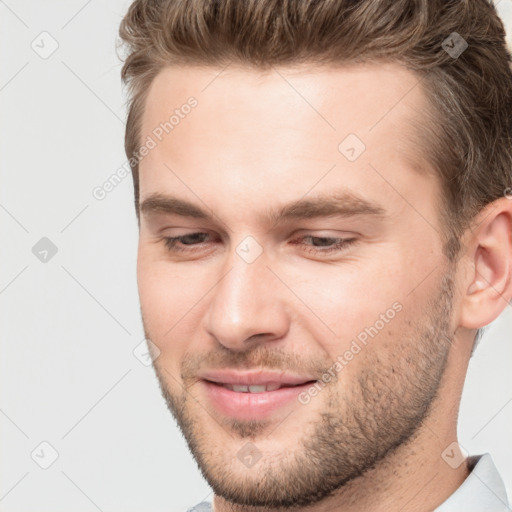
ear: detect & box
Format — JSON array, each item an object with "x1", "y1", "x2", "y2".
[{"x1": 458, "y1": 195, "x2": 512, "y2": 330}]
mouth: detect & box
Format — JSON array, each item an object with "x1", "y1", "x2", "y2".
[
  {"x1": 204, "y1": 380, "x2": 317, "y2": 393},
  {"x1": 200, "y1": 379, "x2": 318, "y2": 420}
]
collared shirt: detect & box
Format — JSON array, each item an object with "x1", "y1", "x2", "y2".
[
  {"x1": 435, "y1": 453, "x2": 510, "y2": 511},
  {"x1": 187, "y1": 453, "x2": 510, "y2": 512}
]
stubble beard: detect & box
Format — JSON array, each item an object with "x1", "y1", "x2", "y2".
[{"x1": 147, "y1": 269, "x2": 455, "y2": 508}]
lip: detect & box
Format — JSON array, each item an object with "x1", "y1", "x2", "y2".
[
  {"x1": 199, "y1": 369, "x2": 316, "y2": 387},
  {"x1": 199, "y1": 373, "x2": 317, "y2": 420}
]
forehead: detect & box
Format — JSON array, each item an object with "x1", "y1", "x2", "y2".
[
  {"x1": 141, "y1": 61, "x2": 427, "y2": 136},
  {"x1": 138, "y1": 61, "x2": 435, "y2": 224}
]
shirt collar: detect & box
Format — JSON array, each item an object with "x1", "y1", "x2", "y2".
[{"x1": 435, "y1": 453, "x2": 510, "y2": 511}]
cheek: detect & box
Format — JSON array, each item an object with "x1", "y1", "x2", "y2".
[
  {"x1": 137, "y1": 258, "x2": 204, "y2": 381},
  {"x1": 294, "y1": 263, "x2": 399, "y2": 345},
  {"x1": 296, "y1": 252, "x2": 430, "y2": 360},
  {"x1": 137, "y1": 248, "x2": 198, "y2": 344}
]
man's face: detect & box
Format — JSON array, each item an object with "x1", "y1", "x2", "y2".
[{"x1": 137, "y1": 62, "x2": 458, "y2": 507}]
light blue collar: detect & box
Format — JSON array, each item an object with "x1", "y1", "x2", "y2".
[{"x1": 435, "y1": 453, "x2": 510, "y2": 511}]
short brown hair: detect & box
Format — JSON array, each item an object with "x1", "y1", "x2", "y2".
[{"x1": 119, "y1": 0, "x2": 512, "y2": 262}]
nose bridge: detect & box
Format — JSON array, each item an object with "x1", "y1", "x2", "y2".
[{"x1": 204, "y1": 243, "x2": 289, "y2": 349}]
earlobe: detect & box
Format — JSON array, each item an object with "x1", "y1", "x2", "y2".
[{"x1": 458, "y1": 198, "x2": 512, "y2": 330}]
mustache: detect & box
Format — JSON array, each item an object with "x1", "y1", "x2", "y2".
[{"x1": 159, "y1": 343, "x2": 331, "y2": 382}]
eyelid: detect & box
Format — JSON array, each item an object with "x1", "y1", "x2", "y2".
[{"x1": 162, "y1": 231, "x2": 358, "y2": 256}]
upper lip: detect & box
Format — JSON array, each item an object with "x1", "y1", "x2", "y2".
[{"x1": 200, "y1": 370, "x2": 317, "y2": 387}]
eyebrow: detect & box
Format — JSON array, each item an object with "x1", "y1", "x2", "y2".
[{"x1": 140, "y1": 191, "x2": 386, "y2": 225}]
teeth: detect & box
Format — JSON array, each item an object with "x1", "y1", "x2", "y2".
[
  {"x1": 222, "y1": 383, "x2": 284, "y2": 392},
  {"x1": 232, "y1": 385, "x2": 249, "y2": 392},
  {"x1": 248, "y1": 385, "x2": 267, "y2": 393}
]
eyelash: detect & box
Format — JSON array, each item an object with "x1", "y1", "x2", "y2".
[{"x1": 163, "y1": 233, "x2": 357, "y2": 256}]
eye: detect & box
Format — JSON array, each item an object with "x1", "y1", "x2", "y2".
[
  {"x1": 162, "y1": 232, "x2": 357, "y2": 256},
  {"x1": 163, "y1": 232, "x2": 211, "y2": 253},
  {"x1": 291, "y1": 235, "x2": 357, "y2": 255}
]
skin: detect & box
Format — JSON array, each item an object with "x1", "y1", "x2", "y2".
[{"x1": 136, "y1": 62, "x2": 512, "y2": 511}]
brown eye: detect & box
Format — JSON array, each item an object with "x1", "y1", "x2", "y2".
[
  {"x1": 291, "y1": 235, "x2": 357, "y2": 255},
  {"x1": 164, "y1": 233, "x2": 210, "y2": 252}
]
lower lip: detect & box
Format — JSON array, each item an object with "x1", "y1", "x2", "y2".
[{"x1": 200, "y1": 380, "x2": 316, "y2": 420}]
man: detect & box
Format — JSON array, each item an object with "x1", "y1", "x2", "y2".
[{"x1": 119, "y1": 0, "x2": 512, "y2": 510}]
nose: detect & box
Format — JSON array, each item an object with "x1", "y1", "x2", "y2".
[{"x1": 203, "y1": 243, "x2": 290, "y2": 351}]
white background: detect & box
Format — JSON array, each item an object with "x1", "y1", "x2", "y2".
[{"x1": 1, "y1": 1, "x2": 511, "y2": 511}]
